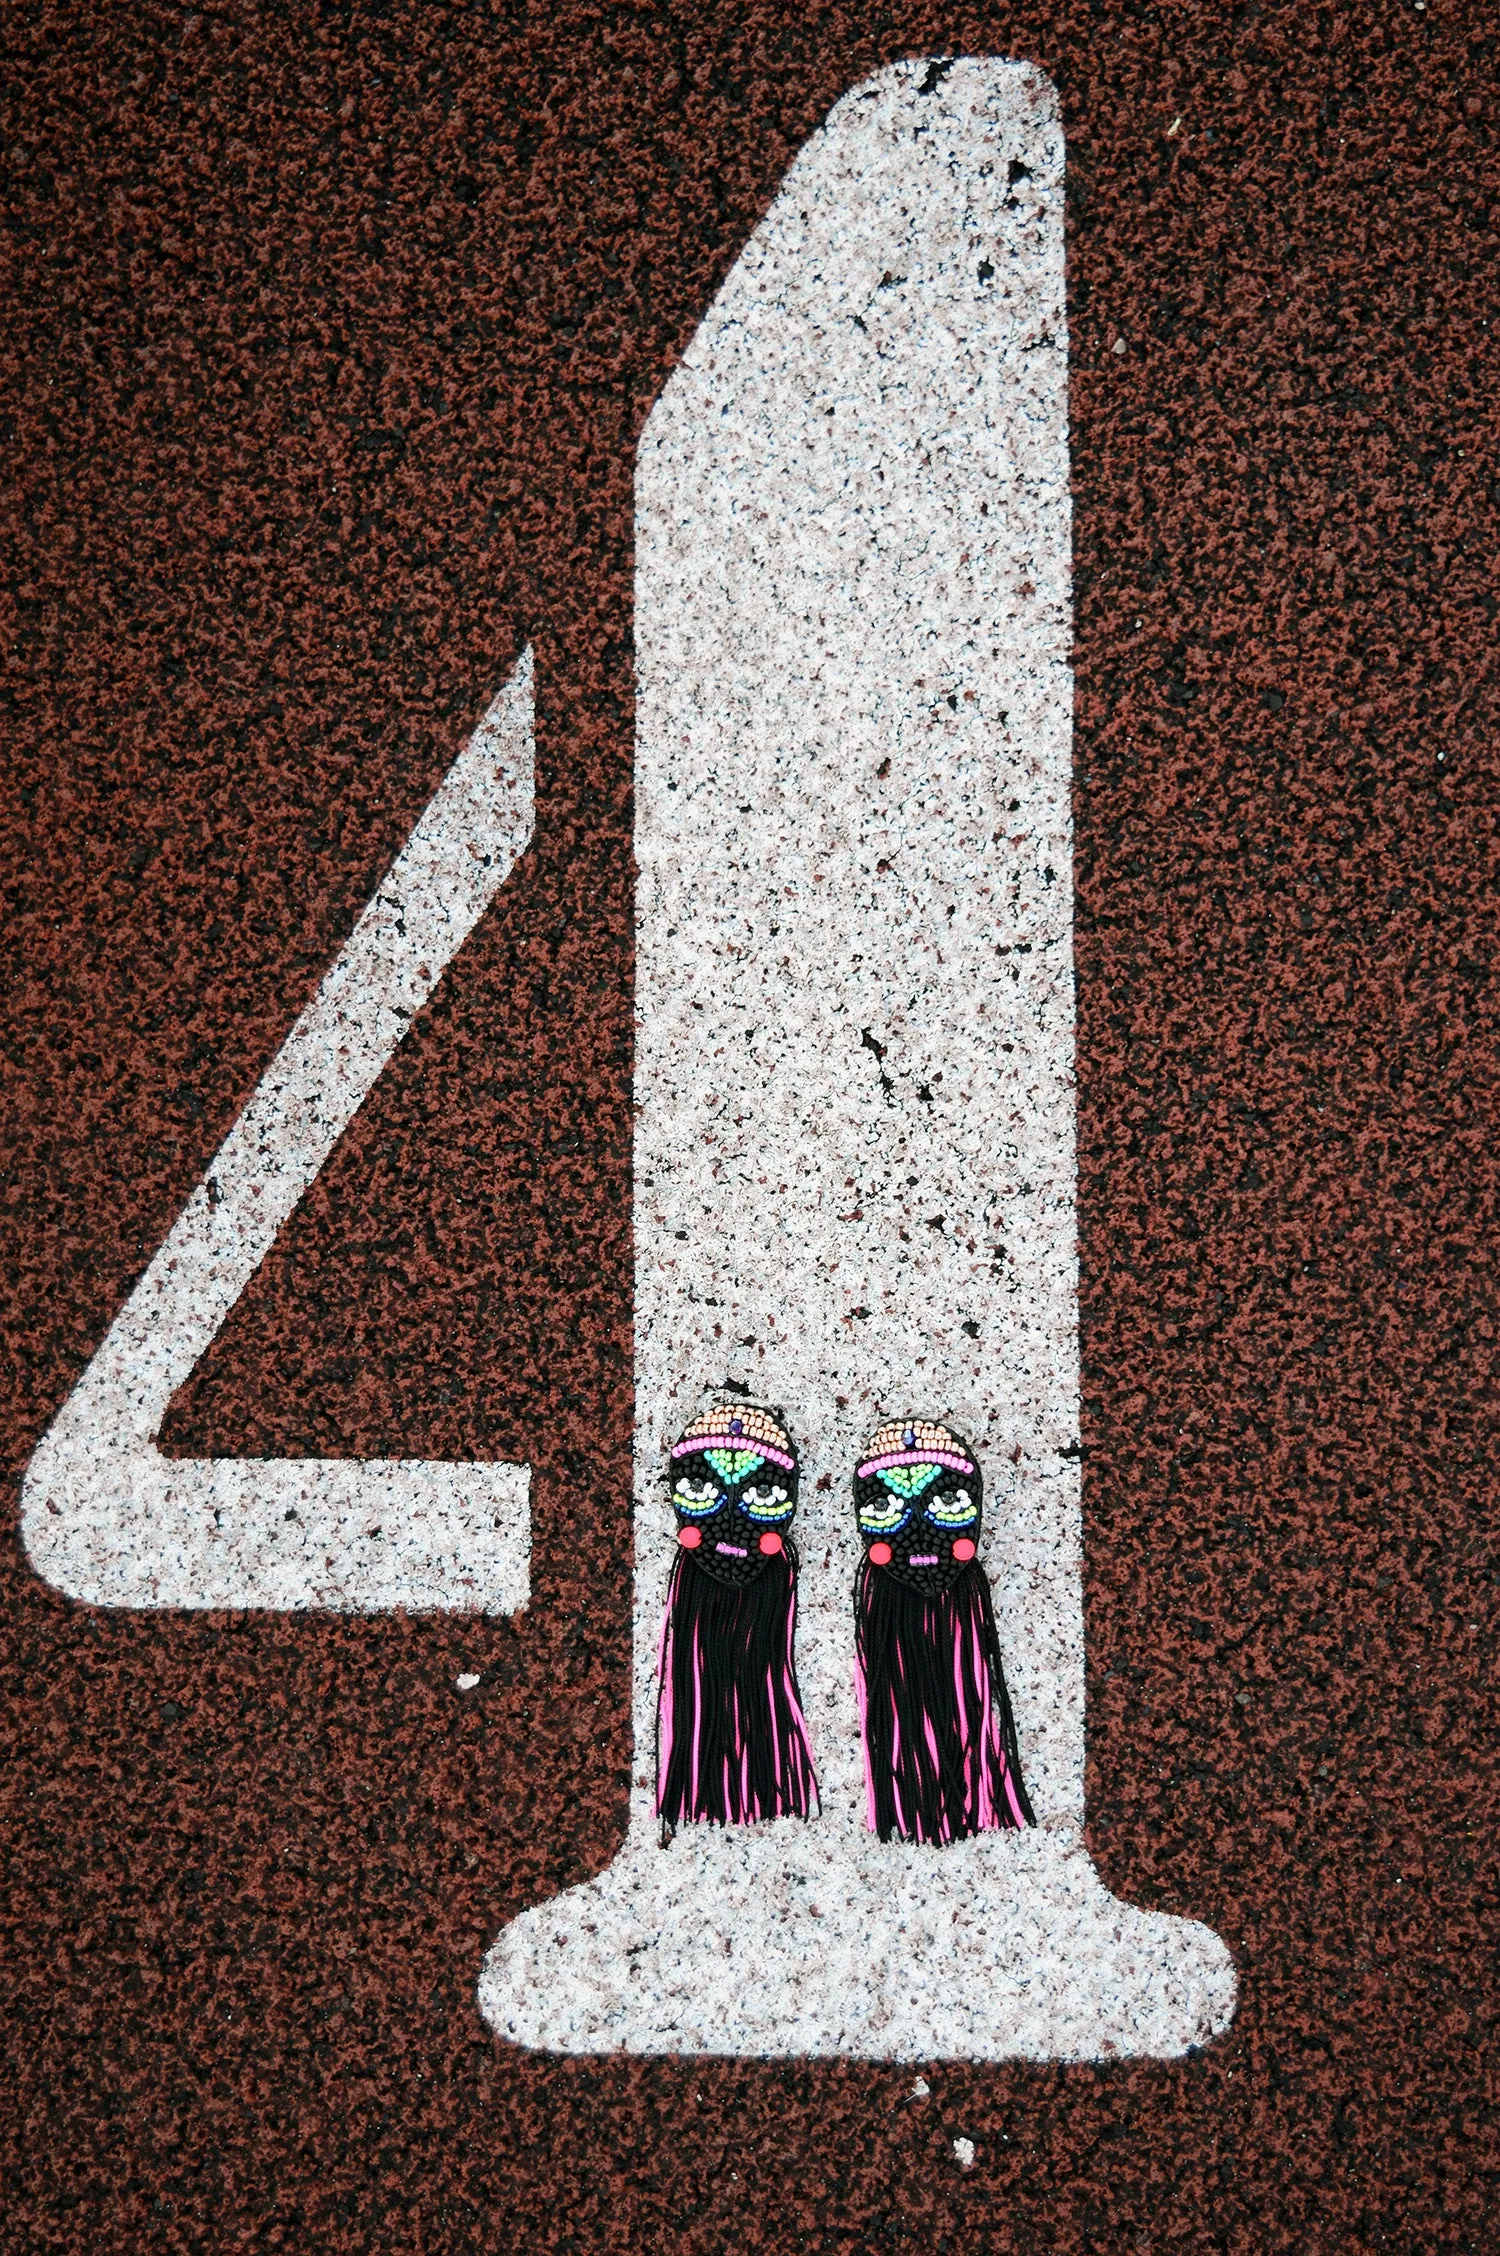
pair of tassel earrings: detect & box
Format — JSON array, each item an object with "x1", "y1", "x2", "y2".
[{"x1": 655, "y1": 1402, "x2": 1034, "y2": 1845}]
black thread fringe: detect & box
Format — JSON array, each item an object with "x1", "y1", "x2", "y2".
[
  {"x1": 656, "y1": 1544, "x2": 819, "y2": 1841},
  {"x1": 855, "y1": 1558, "x2": 1034, "y2": 1844}
]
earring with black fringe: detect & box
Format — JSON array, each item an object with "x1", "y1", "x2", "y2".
[
  {"x1": 655, "y1": 1402, "x2": 819, "y2": 1842},
  {"x1": 853, "y1": 1418, "x2": 1033, "y2": 1845}
]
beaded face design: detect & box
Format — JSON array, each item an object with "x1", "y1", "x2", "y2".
[
  {"x1": 668, "y1": 1403, "x2": 799, "y2": 1588},
  {"x1": 854, "y1": 1419, "x2": 982, "y2": 1596}
]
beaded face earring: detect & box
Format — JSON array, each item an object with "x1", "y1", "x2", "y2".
[
  {"x1": 853, "y1": 1419, "x2": 1034, "y2": 1845},
  {"x1": 655, "y1": 1402, "x2": 819, "y2": 1841}
]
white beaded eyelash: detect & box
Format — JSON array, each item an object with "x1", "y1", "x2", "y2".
[
  {"x1": 858, "y1": 1500, "x2": 910, "y2": 1531},
  {"x1": 742, "y1": 1483, "x2": 792, "y2": 1520},
  {"x1": 927, "y1": 1492, "x2": 977, "y2": 1524},
  {"x1": 674, "y1": 1477, "x2": 720, "y2": 1513}
]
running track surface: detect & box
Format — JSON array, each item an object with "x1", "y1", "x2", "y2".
[{"x1": 2, "y1": 5, "x2": 1496, "y2": 2249}]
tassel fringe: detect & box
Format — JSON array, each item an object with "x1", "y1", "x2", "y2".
[
  {"x1": 855, "y1": 1557, "x2": 1033, "y2": 1844},
  {"x1": 656, "y1": 1543, "x2": 819, "y2": 1839}
]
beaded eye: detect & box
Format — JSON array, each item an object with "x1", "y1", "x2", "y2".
[
  {"x1": 742, "y1": 1482, "x2": 793, "y2": 1521},
  {"x1": 858, "y1": 1496, "x2": 910, "y2": 1535},
  {"x1": 673, "y1": 1477, "x2": 721, "y2": 1515},
  {"x1": 927, "y1": 1487, "x2": 977, "y2": 1526}
]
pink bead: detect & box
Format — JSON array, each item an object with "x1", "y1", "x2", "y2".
[
  {"x1": 678, "y1": 1525, "x2": 702, "y2": 1549},
  {"x1": 952, "y1": 1537, "x2": 976, "y2": 1562},
  {"x1": 868, "y1": 1541, "x2": 893, "y2": 1566},
  {"x1": 758, "y1": 1531, "x2": 783, "y2": 1555}
]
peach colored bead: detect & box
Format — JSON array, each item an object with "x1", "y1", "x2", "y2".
[
  {"x1": 758, "y1": 1531, "x2": 783, "y2": 1556},
  {"x1": 952, "y1": 1537, "x2": 976, "y2": 1562},
  {"x1": 868, "y1": 1541, "x2": 893, "y2": 1566},
  {"x1": 678, "y1": 1525, "x2": 702, "y2": 1549}
]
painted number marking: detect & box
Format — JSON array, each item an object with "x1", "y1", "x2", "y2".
[{"x1": 21, "y1": 655, "x2": 535, "y2": 1612}]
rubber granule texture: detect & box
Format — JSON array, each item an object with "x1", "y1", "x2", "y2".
[{"x1": 2, "y1": 5, "x2": 1496, "y2": 2251}]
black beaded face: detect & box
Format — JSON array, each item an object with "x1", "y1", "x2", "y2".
[
  {"x1": 667, "y1": 1406, "x2": 799, "y2": 1588},
  {"x1": 853, "y1": 1420, "x2": 982, "y2": 1597}
]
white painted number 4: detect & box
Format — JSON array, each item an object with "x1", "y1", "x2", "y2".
[{"x1": 23, "y1": 59, "x2": 1237, "y2": 2065}]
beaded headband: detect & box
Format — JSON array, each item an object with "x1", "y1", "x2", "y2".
[
  {"x1": 856, "y1": 1419, "x2": 974, "y2": 1483},
  {"x1": 670, "y1": 1404, "x2": 797, "y2": 1473}
]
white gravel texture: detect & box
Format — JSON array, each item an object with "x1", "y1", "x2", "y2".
[{"x1": 480, "y1": 58, "x2": 1237, "y2": 2057}]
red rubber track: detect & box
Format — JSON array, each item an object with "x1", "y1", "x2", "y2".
[{"x1": 1, "y1": 5, "x2": 1495, "y2": 2249}]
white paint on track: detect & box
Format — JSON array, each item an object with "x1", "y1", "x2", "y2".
[
  {"x1": 481, "y1": 61, "x2": 1237, "y2": 2057},
  {"x1": 20, "y1": 653, "x2": 535, "y2": 1613}
]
